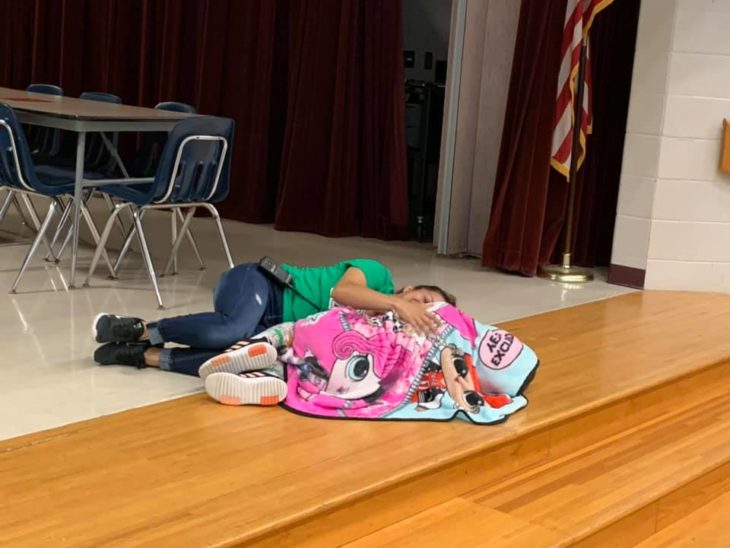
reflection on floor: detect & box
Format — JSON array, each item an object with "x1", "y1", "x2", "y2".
[{"x1": 0, "y1": 206, "x2": 632, "y2": 440}]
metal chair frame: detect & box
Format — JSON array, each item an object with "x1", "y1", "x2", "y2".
[
  {"x1": 84, "y1": 134, "x2": 234, "y2": 308},
  {"x1": 0, "y1": 118, "x2": 117, "y2": 292}
]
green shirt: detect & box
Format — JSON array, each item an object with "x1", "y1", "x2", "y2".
[{"x1": 281, "y1": 259, "x2": 394, "y2": 322}]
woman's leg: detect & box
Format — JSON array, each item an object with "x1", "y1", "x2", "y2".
[
  {"x1": 93, "y1": 274, "x2": 286, "y2": 374},
  {"x1": 142, "y1": 346, "x2": 219, "y2": 377},
  {"x1": 140, "y1": 322, "x2": 294, "y2": 378},
  {"x1": 148, "y1": 264, "x2": 278, "y2": 350}
]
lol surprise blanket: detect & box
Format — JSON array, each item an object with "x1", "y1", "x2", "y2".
[{"x1": 281, "y1": 304, "x2": 538, "y2": 424}]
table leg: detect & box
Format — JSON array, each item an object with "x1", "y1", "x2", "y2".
[{"x1": 69, "y1": 132, "x2": 86, "y2": 288}]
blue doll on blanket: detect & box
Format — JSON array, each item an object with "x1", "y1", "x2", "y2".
[{"x1": 201, "y1": 303, "x2": 539, "y2": 425}]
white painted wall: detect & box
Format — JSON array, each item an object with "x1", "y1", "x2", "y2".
[{"x1": 614, "y1": 0, "x2": 730, "y2": 292}]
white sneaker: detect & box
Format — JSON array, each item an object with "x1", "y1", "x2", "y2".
[
  {"x1": 198, "y1": 340, "x2": 278, "y2": 380},
  {"x1": 205, "y1": 371, "x2": 287, "y2": 406}
]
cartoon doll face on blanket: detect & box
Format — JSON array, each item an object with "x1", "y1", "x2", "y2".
[
  {"x1": 296, "y1": 329, "x2": 401, "y2": 403},
  {"x1": 320, "y1": 353, "x2": 380, "y2": 400},
  {"x1": 412, "y1": 346, "x2": 486, "y2": 413},
  {"x1": 440, "y1": 346, "x2": 485, "y2": 413}
]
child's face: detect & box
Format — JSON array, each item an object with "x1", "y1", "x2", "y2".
[{"x1": 403, "y1": 288, "x2": 443, "y2": 305}]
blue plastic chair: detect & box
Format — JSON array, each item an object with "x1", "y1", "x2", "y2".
[
  {"x1": 26, "y1": 84, "x2": 63, "y2": 95},
  {"x1": 25, "y1": 84, "x2": 64, "y2": 157},
  {"x1": 127, "y1": 101, "x2": 204, "y2": 273},
  {"x1": 79, "y1": 92, "x2": 123, "y2": 172},
  {"x1": 79, "y1": 91, "x2": 122, "y2": 103},
  {"x1": 0, "y1": 103, "x2": 116, "y2": 292},
  {"x1": 85, "y1": 116, "x2": 235, "y2": 308},
  {"x1": 155, "y1": 101, "x2": 197, "y2": 114},
  {"x1": 40, "y1": 90, "x2": 123, "y2": 173},
  {"x1": 133, "y1": 102, "x2": 198, "y2": 177}
]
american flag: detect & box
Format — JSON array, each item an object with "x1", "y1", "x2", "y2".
[{"x1": 551, "y1": 0, "x2": 614, "y2": 179}]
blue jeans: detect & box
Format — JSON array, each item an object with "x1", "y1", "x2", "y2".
[{"x1": 147, "y1": 263, "x2": 283, "y2": 377}]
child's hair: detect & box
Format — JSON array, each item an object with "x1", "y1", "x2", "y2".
[{"x1": 398, "y1": 285, "x2": 457, "y2": 306}]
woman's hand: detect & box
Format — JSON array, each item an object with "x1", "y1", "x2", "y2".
[{"x1": 392, "y1": 298, "x2": 441, "y2": 336}]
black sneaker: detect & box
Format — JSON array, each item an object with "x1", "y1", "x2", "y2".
[
  {"x1": 94, "y1": 342, "x2": 149, "y2": 369},
  {"x1": 92, "y1": 313, "x2": 145, "y2": 343}
]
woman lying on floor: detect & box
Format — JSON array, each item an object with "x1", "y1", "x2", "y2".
[
  {"x1": 195, "y1": 302, "x2": 539, "y2": 425},
  {"x1": 92, "y1": 257, "x2": 455, "y2": 376}
]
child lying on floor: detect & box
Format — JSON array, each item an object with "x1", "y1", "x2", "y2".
[{"x1": 199, "y1": 304, "x2": 539, "y2": 425}]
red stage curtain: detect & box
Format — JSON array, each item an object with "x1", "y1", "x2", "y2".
[
  {"x1": 481, "y1": 0, "x2": 639, "y2": 275},
  {"x1": 275, "y1": 0, "x2": 408, "y2": 238},
  {"x1": 480, "y1": 0, "x2": 567, "y2": 276},
  {"x1": 0, "y1": 0, "x2": 408, "y2": 240}
]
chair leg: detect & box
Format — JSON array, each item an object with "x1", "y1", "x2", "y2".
[
  {"x1": 113, "y1": 209, "x2": 147, "y2": 273},
  {"x1": 176, "y1": 208, "x2": 205, "y2": 271},
  {"x1": 12, "y1": 195, "x2": 34, "y2": 230},
  {"x1": 0, "y1": 189, "x2": 14, "y2": 223},
  {"x1": 54, "y1": 223, "x2": 74, "y2": 263},
  {"x1": 202, "y1": 204, "x2": 234, "y2": 269},
  {"x1": 162, "y1": 208, "x2": 195, "y2": 278},
  {"x1": 132, "y1": 209, "x2": 164, "y2": 309},
  {"x1": 170, "y1": 211, "x2": 178, "y2": 275},
  {"x1": 113, "y1": 223, "x2": 137, "y2": 273},
  {"x1": 101, "y1": 193, "x2": 128, "y2": 240},
  {"x1": 50, "y1": 190, "x2": 96, "y2": 262},
  {"x1": 10, "y1": 199, "x2": 59, "y2": 293},
  {"x1": 19, "y1": 194, "x2": 44, "y2": 232},
  {"x1": 84, "y1": 203, "x2": 132, "y2": 286},
  {"x1": 18, "y1": 194, "x2": 59, "y2": 262},
  {"x1": 80, "y1": 204, "x2": 117, "y2": 279},
  {"x1": 44, "y1": 197, "x2": 71, "y2": 261}
]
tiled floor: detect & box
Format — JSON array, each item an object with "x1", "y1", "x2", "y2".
[{"x1": 0, "y1": 203, "x2": 633, "y2": 440}]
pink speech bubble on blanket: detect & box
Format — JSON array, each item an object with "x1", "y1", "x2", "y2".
[{"x1": 478, "y1": 329, "x2": 523, "y2": 371}]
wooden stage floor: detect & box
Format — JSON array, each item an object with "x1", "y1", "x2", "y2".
[{"x1": 1, "y1": 291, "x2": 729, "y2": 546}]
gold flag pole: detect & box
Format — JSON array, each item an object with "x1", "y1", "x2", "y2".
[{"x1": 539, "y1": 37, "x2": 594, "y2": 283}]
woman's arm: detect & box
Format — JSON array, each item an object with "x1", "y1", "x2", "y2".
[
  {"x1": 331, "y1": 267, "x2": 398, "y2": 312},
  {"x1": 332, "y1": 268, "x2": 440, "y2": 335}
]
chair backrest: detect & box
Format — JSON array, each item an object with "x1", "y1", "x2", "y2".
[
  {"x1": 79, "y1": 91, "x2": 122, "y2": 104},
  {"x1": 0, "y1": 104, "x2": 45, "y2": 193},
  {"x1": 24, "y1": 85, "x2": 64, "y2": 156},
  {"x1": 155, "y1": 101, "x2": 197, "y2": 114},
  {"x1": 79, "y1": 92, "x2": 123, "y2": 172},
  {"x1": 151, "y1": 116, "x2": 234, "y2": 204},
  {"x1": 26, "y1": 84, "x2": 64, "y2": 96},
  {"x1": 131, "y1": 102, "x2": 198, "y2": 178}
]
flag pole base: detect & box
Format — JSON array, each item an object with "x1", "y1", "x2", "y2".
[
  {"x1": 538, "y1": 264, "x2": 594, "y2": 283},
  {"x1": 538, "y1": 254, "x2": 594, "y2": 283}
]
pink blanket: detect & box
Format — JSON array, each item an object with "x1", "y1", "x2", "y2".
[{"x1": 281, "y1": 304, "x2": 538, "y2": 424}]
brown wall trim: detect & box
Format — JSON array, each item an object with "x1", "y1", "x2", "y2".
[{"x1": 608, "y1": 264, "x2": 646, "y2": 289}]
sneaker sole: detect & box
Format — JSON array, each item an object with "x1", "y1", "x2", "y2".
[
  {"x1": 205, "y1": 373, "x2": 286, "y2": 406},
  {"x1": 198, "y1": 342, "x2": 278, "y2": 381}
]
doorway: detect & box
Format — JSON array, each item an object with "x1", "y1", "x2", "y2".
[
  {"x1": 434, "y1": 0, "x2": 522, "y2": 256},
  {"x1": 402, "y1": 0, "x2": 453, "y2": 243}
]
